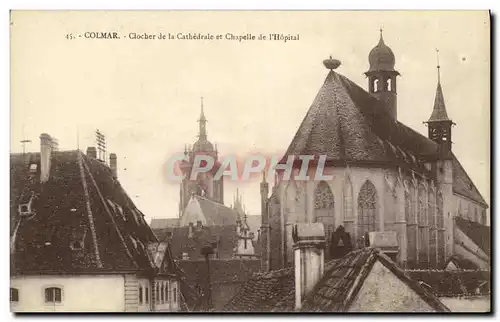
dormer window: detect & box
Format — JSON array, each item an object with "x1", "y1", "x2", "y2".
[
  {"x1": 29, "y1": 163, "x2": 37, "y2": 173},
  {"x1": 19, "y1": 204, "x2": 30, "y2": 213}
]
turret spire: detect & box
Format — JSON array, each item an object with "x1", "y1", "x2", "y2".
[
  {"x1": 436, "y1": 48, "x2": 441, "y2": 84},
  {"x1": 198, "y1": 97, "x2": 207, "y2": 140}
]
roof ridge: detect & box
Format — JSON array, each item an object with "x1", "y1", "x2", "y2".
[{"x1": 81, "y1": 155, "x2": 140, "y2": 269}]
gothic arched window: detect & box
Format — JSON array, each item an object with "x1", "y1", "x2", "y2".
[
  {"x1": 314, "y1": 181, "x2": 335, "y2": 245},
  {"x1": 343, "y1": 177, "x2": 353, "y2": 220},
  {"x1": 357, "y1": 180, "x2": 378, "y2": 240},
  {"x1": 374, "y1": 78, "x2": 380, "y2": 92}
]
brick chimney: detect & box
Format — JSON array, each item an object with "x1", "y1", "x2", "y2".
[
  {"x1": 109, "y1": 153, "x2": 117, "y2": 178},
  {"x1": 39, "y1": 133, "x2": 52, "y2": 183},
  {"x1": 292, "y1": 223, "x2": 326, "y2": 310},
  {"x1": 86, "y1": 147, "x2": 97, "y2": 159}
]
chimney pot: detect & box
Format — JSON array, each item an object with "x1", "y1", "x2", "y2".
[
  {"x1": 109, "y1": 153, "x2": 117, "y2": 178},
  {"x1": 39, "y1": 133, "x2": 52, "y2": 183},
  {"x1": 86, "y1": 147, "x2": 97, "y2": 159}
]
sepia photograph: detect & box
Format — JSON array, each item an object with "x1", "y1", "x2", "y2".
[{"x1": 9, "y1": 10, "x2": 490, "y2": 313}]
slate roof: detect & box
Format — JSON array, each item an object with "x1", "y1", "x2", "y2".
[
  {"x1": 223, "y1": 248, "x2": 449, "y2": 312},
  {"x1": 406, "y1": 269, "x2": 491, "y2": 297},
  {"x1": 452, "y1": 157, "x2": 488, "y2": 206},
  {"x1": 156, "y1": 225, "x2": 239, "y2": 260},
  {"x1": 280, "y1": 69, "x2": 487, "y2": 206},
  {"x1": 222, "y1": 266, "x2": 295, "y2": 312},
  {"x1": 455, "y1": 217, "x2": 490, "y2": 257},
  {"x1": 10, "y1": 150, "x2": 158, "y2": 274},
  {"x1": 195, "y1": 196, "x2": 239, "y2": 226}
]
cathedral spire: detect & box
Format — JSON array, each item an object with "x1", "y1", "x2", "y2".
[{"x1": 198, "y1": 97, "x2": 207, "y2": 140}]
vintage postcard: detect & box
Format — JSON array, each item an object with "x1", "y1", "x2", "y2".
[{"x1": 10, "y1": 10, "x2": 490, "y2": 313}]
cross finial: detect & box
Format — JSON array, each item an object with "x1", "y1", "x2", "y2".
[{"x1": 436, "y1": 48, "x2": 441, "y2": 84}]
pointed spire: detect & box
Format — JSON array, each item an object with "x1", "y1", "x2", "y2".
[
  {"x1": 199, "y1": 96, "x2": 206, "y2": 121},
  {"x1": 379, "y1": 26, "x2": 384, "y2": 44},
  {"x1": 198, "y1": 96, "x2": 207, "y2": 140},
  {"x1": 427, "y1": 49, "x2": 451, "y2": 123}
]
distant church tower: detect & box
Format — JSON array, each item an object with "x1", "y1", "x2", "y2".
[
  {"x1": 179, "y1": 98, "x2": 224, "y2": 213},
  {"x1": 365, "y1": 29, "x2": 400, "y2": 121}
]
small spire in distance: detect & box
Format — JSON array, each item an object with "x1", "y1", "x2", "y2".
[{"x1": 436, "y1": 48, "x2": 441, "y2": 84}]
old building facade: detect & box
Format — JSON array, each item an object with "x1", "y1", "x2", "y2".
[{"x1": 10, "y1": 134, "x2": 183, "y2": 312}]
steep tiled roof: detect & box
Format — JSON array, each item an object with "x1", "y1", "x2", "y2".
[
  {"x1": 455, "y1": 217, "x2": 490, "y2": 257},
  {"x1": 10, "y1": 150, "x2": 158, "y2": 274},
  {"x1": 222, "y1": 266, "x2": 295, "y2": 312},
  {"x1": 301, "y1": 248, "x2": 449, "y2": 312},
  {"x1": 281, "y1": 71, "x2": 436, "y2": 173},
  {"x1": 452, "y1": 157, "x2": 488, "y2": 206},
  {"x1": 150, "y1": 218, "x2": 180, "y2": 229},
  {"x1": 224, "y1": 248, "x2": 449, "y2": 312},
  {"x1": 157, "y1": 225, "x2": 239, "y2": 260},
  {"x1": 178, "y1": 259, "x2": 261, "y2": 311},
  {"x1": 406, "y1": 269, "x2": 490, "y2": 297},
  {"x1": 280, "y1": 69, "x2": 487, "y2": 206}
]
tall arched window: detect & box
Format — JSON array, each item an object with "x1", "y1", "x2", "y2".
[
  {"x1": 357, "y1": 180, "x2": 378, "y2": 243},
  {"x1": 418, "y1": 184, "x2": 428, "y2": 266},
  {"x1": 314, "y1": 181, "x2": 335, "y2": 248},
  {"x1": 343, "y1": 177, "x2": 353, "y2": 220},
  {"x1": 437, "y1": 192, "x2": 445, "y2": 266},
  {"x1": 374, "y1": 78, "x2": 379, "y2": 92}
]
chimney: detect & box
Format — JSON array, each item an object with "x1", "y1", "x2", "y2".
[
  {"x1": 109, "y1": 153, "x2": 117, "y2": 178},
  {"x1": 39, "y1": 133, "x2": 52, "y2": 183},
  {"x1": 292, "y1": 223, "x2": 326, "y2": 310},
  {"x1": 86, "y1": 147, "x2": 97, "y2": 159}
]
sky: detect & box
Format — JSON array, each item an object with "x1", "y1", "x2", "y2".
[{"x1": 10, "y1": 11, "x2": 490, "y2": 222}]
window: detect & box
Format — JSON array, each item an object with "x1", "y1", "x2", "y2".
[
  {"x1": 165, "y1": 281, "x2": 169, "y2": 302},
  {"x1": 44, "y1": 287, "x2": 62, "y2": 304},
  {"x1": 29, "y1": 163, "x2": 37, "y2": 173},
  {"x1": 139, "y1": 286, "x2": 143, "y2": 305},
  {"x1": 161, "y1": 282, "x2": 164, "y2": 303},
  {"x1": 156, "y1": 282, "x2": 160, "y2": 304},
  {"x1": 357, "y1": 180, "x2": 378, "y2": 240},
  {"x1": 314, "y1": 181, "x2": 335, "y2": 247},
  {"x1": 145, "y1": 286, "x2": 149, "y2": 304},
  {"x1": 173, "y1": 287, "x2": 177, "y2": 303},
  {"x1": 10, "y1": 288, "x2": 19, "y2": 302}
]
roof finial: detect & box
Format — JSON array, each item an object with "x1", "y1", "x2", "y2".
[
  {"x1": 379, "y1": 26, "x2": 384, "y2": 43},
  {"x1": 436, "y1": 48, "x2": 441, "y2": 84},
  {"x1": 323, "y1": 56, "x2": 341, "y2": 70}
]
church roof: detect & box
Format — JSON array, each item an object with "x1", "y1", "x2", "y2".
[
  {"x1": 281, "y1": 69, "x2": 436, "y2": 173},
  {"x1": 157, "y1": 224, "x2": 238, "y2": 260},
  {"x1": 195, "y1": 196, "x2": 239, "y2": 226},
  {"x1": 280, "y1": 68, "x2": 487, "y2": 206},
  {"x1": 223, "y1": 248, "x2": 449, "y2": 312},
  {"x1": 454, "y1": 217, "x2": 490, "y2": 257},
  {"x1": 10, "y1": 150, "x2": 158, "y2": 274}
]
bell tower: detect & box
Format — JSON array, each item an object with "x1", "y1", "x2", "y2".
[
  {"x1": 365, "y1": 29, "x2": 400, "y2": 121},
  {"x1": 425, "y1": 49, "x2": 455, "y2": 157}
]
